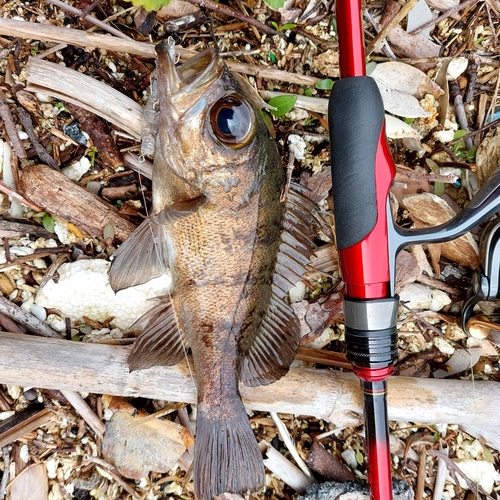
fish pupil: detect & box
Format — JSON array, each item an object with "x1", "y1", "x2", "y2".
[
  {"x1": 217, "y1": 107, "x2": 240, "y2": 137},
  {"x1": 210, "y1": 96, "x2": 255, "y2": 149}
]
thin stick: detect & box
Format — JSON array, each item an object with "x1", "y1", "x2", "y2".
[
  {"x1": 366, "y1": 0, "x2": 420, "y2": 56},
  {"x1": 60, "y1": 390, "x2": 105, "y2": 438},
  {"x1": 0, "y1": 19, "x2": 320, "y2": 86},
  {"x1": 183, "y1": 0, "x2": 281, "y2": 38},
  {"x1": 16, "y1": 107, "x2": 60, "y2": 170},
  {"x1": 0, "y1": 91, "x2": 26, "y2": 159},
  {"x1": 82, "y1": 456, "x2": 141, "y2": 499},
  {"x1": 45, "y1": 0, "x2": 132, "y2": 40},
  {"x1": 0, "y1": 297, "x2": 63, "y2": 339},
  {"x1": 0, "y1": 181, "x2": 43, "y2": 212},
  {"x1": 0, "y1": 447, "x2": 10, "y2": 500},
  {"x1": 408, "y1": 0, "x2": 480, "y2": 35},
  {"x1": 270, "y1": 412, "x2": 316, "y2": 482}
]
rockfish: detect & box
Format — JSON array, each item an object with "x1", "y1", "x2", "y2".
[{"x1": 110, "y1": 42, "x2": 321, "y2": 499}]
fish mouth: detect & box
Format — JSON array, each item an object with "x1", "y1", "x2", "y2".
[{"x1": 155, "y1": 43, "x2": 226, "y2": 113}]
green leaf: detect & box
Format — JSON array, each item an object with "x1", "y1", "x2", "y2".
[
  {"x1": 281, "y1": 23, "x2": 296, "y2": 31},
  {"x1": 366, "y1": 61, "x2": 377, "y2": 75},
  {"x1": 126, "y1": 0, "x2": 170, "y2": 11},
  {"x1": 425, "y1": 158, "x2": 440, "y2": 173},
  {"x1": 268, "y1": 95, "x2": 297, "y2": 117},
  {"x1": 264, "y1": 0, "x2": 286, "y2": 8},
  {"x1": 355, "y1": 449, "x2": 364, "y2": 465},
  {"x1": 271, "y1": 21, "x2": 279, "y2": 30},
  {"x1": 304, "y1": 88, "x2": 313, "y2": 97},
  {"x1": 434, "y1": 182, "x2": 444, "y2": 196},
  {"x1": 42, "y1": 214, "x2": 55, "y2": 233},
  {"x1": 453, "y1": 129, "x2": 467, "y2": 140},
  {"x1": 314, "y1": 78, "x2": 334, "y2": 90}
]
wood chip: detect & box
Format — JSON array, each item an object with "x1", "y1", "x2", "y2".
[
  {"x1": 0, "y1": 406, "x2": 53, "y2": 448},
  {"x1": 7, "y1": 463, "x2": 48, "y2": 500}
]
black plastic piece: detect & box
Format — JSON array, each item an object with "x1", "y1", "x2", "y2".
[
  {"x1": 345, "y1": 325, "x2": 398, "y2": 369},
  {"x1": 328, "y1": 77, "x2": 384, "y2": 250}
]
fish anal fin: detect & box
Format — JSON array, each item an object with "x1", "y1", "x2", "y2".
[
  {"x1": 109, "y1": 218, "x2": 169, "y2": 292},
  {"x1": 152, "y1": 195, "x2": 207, "y2": 224},
  {"x1": 241, "y1": 296, "x2": 300, "y2": 387},
  {"x1": 128, "y1": 298, "x2": 188, "y2": 371}
]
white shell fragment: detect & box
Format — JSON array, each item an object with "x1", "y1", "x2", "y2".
[
  {"x1": 62, "y1": 156, "x2": 91, "y2": 182},
  {"x1": 446, "y1": 57, "x2": 468, "y2": 81},
  {"x1": 399, "y1": 283, "x2": 451, "y2": 311},
  {"x1": 35, "y1": 259, "x2": 171, "y2": 330},
  {"x1": 453, "y1": 459, "x2": 500, "y2": 494},
  {"x1": 288, "y1": 134, "x2": 307, "y2": 161}
]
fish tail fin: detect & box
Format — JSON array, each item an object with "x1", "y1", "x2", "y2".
[{"x1": 194, "y1": 401, "x2": 264, "y2": 500}]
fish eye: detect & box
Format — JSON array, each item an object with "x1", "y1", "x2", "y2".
[{"x1": 209, "y1": 96, "x2": 256, "y2": 149}]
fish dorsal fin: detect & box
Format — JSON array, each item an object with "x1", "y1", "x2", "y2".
[
  {"x1": 241, "y1": 183, "x2": 322, "y2": 387},
  {"x1": 109, "y1": 218, "x2": 169, "y2": 292},
  {"x1": 152, "y1": 195, "x2": 207, "y2": 224},
  {"x1": 128, "y1": 296, "x2": 189, "y2": 371},
  {"x1": 109, "y1": 196, "x2": 206, "y2": 292}
]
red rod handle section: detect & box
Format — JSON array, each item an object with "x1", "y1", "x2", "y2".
[{"x1": 336, "y1": 0, "x2": 366, "y2": 77}]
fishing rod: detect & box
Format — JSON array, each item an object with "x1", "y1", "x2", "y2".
[{"x1": 328, "y1": 0, "x2": 500, "y2": 499}]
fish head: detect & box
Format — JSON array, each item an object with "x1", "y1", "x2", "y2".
[{"x1": 153, "y1": 42, "x2": 280, "y2": 207}]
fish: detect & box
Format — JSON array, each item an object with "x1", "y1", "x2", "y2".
[{"x1": 109, "y1": 41, "x2": 323, "y2": 499}]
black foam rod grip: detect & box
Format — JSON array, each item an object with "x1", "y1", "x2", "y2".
[{"x1": 328, "y1": 77, "x2": 385, "y2": 250}]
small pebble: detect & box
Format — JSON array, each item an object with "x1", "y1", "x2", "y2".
[{"x1": 30, "y1": 304, "x2": 47, "y2": 321}]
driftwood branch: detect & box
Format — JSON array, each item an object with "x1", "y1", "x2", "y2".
[
  {"x1": 0, "y1": 332, "x2": 498, "y2": 448},
  {"x1": 0, "y1": 18, "x2": 319, "y2": 86}
]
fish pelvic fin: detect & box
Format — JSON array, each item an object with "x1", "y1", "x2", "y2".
[
  {"x1": 194, "y1": 400, "x2": 264, "y2": 500},
  {"x1": 242, "y1": 183, "x2": 323, "y2": 387},
  {"x1": 109, "y1": 218, "x2": 169, "y2": 292},
  {"x1": 128, "y1": 296, "x2": 188, "y2": 371}
]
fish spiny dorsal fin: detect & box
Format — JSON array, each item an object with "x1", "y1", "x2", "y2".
[
  {"x1": 128, "y1": 297, "x2": 188, "y2": 371},
  {"x1": 109, "y1": 196, "x2": 207, "y2": 292},
  {"x1": 241, "y1": 183, "x2": 323, "y2": 387},
  {"x1": 109, "y1": 218, "x2": 169, "y2": 292}
]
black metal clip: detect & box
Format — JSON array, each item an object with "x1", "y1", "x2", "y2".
[{"x1": 461, "y1": 217, "x2": 500, "y2": 338}]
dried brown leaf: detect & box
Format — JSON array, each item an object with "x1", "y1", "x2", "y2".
[{"x1": 403, "y1": 192, "x2": 479, "y2": 268}]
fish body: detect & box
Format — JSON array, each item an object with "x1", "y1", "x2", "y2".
[{"x1": 110, "y1": 42, "x2": 321, "y2": 499}]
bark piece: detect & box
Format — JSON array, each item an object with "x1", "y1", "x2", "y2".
[
  {"x1": 305, "y1": 440, "x2": 355, "y2": 482},
  {"x1": 18, "y1": 164, "x2": 136, "y2": 242},
  {"x1": 475, "y1": 127, "x2": 500, "y2": 188},
  {"x1": 0, "y1": 406, "x2": 53, "y2": 448},
  {"x1": 402, "y1": 192, "x2": 479, "y2": 268},
  {"x1": 65, "y1": 102, "x2": 125, "y2": 171}
]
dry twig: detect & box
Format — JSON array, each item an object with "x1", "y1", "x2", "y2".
[
  {"x1": 16, "y1": 107, "x2": 60, "y2": 170},
  {"x1": 0, "y1": 91, "x2": 26, "y2": 160}
]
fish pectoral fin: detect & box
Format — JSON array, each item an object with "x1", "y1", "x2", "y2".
[
  {"x1": 109, "y1": 218, "x2": 169, "y2": 292},
  {"x1": 152, "y1": 195, "x2": 207, "y2": 224},
  {"x1": 128, "y1": 297, "x2": 188, "y2": 371},
  {"x1": 241, "y1": 288, "x2": 300, "y2": 387}
]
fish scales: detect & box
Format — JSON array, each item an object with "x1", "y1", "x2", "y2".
[{"x1": 109, "y1": 41, "x2": 323, "y2": 499}]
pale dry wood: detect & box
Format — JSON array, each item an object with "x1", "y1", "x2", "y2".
[
  {"x1": 60, "y1": 390, "x2": 105, "y2": 438},
  {"x1": 0, "y1": 19, "x2": 319, "y2": 86},
  {"x1": 7, "y1": 463, "x2": 48, "y2": 500},
  {"x1": 18, "y1": 164, "x2": 137, "y2": 242},
  {"x1": 0, "y1": 332, "x2": 498, "y2": 446},
  {"x1": 26, "y1": 58, "x2": 144, "y2": 140}
]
